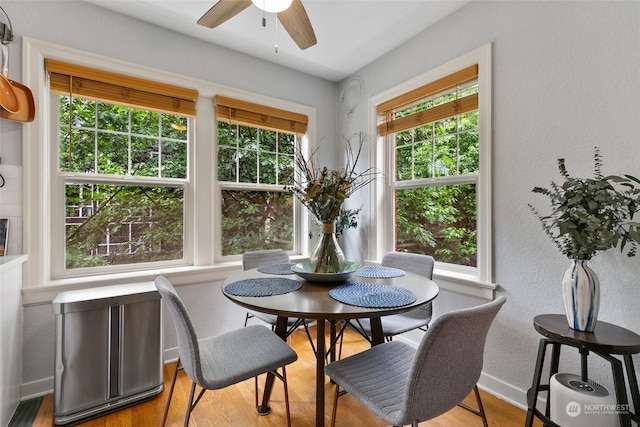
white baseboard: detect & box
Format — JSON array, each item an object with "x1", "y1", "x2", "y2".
[
  {"x1": 478, "y1": 371, "x2": 531, "y2": 411},
  {"x1": 164, "y1": 347, "x2": 179, "y2": 363},
  {"x1": 21, "y1": 377, "x2": 53, "y2": 401}
]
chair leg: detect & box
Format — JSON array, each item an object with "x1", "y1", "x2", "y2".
[
  {"x1": 337, "y1": 320, "x2": 345, "y2": 360},
  {"x1": 161, "y1": 359, "x2": 182, "y2": 427},
  {"x1": 301, "y1": 320, "x2": 317, "y2": 356},
  {"x1": 282, "y1": 366, "x2": 292, "y2": 427},
  {"x1": 474, "y1": 385, "x2": 489, "y2": 427},
  {"x1": 344, "y1": 319, "x2": 374, "y2": 344},
  {"x1": 244, "y1": 311, "x2": 253, "y2": 327},
  {"x1": 254, "y1": 375, "x2": 259, "y2": 408},
  {"x1": 286, "y1": 319, "x2": 318, "y2": 358},
  {"x1": 184, "y1": 381, "x2": 197, "y2": 427},
  {"x1": 325, "y1": 320, "x2": 344, "y2": 363},
  {"x1": 337, "y1": 324, "x2": 345, "y2": 359},
  {"x1": 331, "y1": 384, "x2": 340, "y2": 427},
  {"x1": 259, "y1": 366, "x2": 292, "y2": 426},
  {"x1": 457, "y1": 385, "x2": 489, "y2": 427},
  {"x1": 183, "y1": 383, "x2": 207, "y2": 427}
]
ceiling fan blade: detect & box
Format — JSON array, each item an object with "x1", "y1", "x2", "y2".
[
  {"x1": 197, "y1": 0, "x2": 252, "y2": 28},
  {"x1": 278, "y1": 0, "x2": 317, "y2": 50}
]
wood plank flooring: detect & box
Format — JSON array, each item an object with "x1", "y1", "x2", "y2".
[{"x1": 31, "y1": 325, "x2": 541, "y2": 426}]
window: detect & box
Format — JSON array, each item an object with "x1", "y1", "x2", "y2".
[
  {"x1": 47, "y1": 60, "x2": 195, "y2": 274},
  {"x1": 214, "y1": 96, "x2": 307, "y2": 256},
  {"x1": 22, "y1": 39, "x2": 317, "y2": 301},
  {"x1": 383, "y1": 65, "x2": 479, "y2": 266},
  {"x1": 370, "y1": 45, "x2": 494, "y2": 297}
]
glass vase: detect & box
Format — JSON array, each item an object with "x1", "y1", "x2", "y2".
[{"x1": 310, "y1": 222, "x2": 345, "y2": 273}]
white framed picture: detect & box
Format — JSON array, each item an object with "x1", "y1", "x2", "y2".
[{"x1": 0, "y1": 218, "x2": 8, "y2": 256}]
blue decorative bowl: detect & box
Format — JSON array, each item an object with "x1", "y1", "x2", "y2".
[{"x1": 291, "y1": 261, "x2": 362, "y2": 283}]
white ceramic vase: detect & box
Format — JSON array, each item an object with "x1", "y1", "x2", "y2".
[{"x1": 562, "y1": 259, "x2": 600, "y2": 332}]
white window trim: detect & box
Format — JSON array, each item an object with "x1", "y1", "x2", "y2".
[
  {"x1": 367, "y1": 43, "x2": 496, "y2": 300},
  {"x1": 21, "y1": 37, "x2": 316, "y2": 305}
]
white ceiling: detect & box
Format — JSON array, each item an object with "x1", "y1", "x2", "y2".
[{"x1": 84, "y1": 0, "x2": 470, "y2": 82}]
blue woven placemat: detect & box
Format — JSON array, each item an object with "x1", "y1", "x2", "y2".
[
  {"x1": 224, "y1": 278, "x2": 302, "y2": 297},
  {"x1": 329, "y1": 282, "x2": 416, "y2": 308},
  {"x1": 355, "y1": 266, "x2": 406, "y2": 279},
  {"x1": 257, "y1": 263, "x2": 295, "y2": 275}
]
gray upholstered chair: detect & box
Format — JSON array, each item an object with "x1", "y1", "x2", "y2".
[
  {"x1": 242, "y1": 249, "x2": 315, "y2": 346},
  {"x1": 242, "y1": 249, "x2": 297, "y2": 332},
  {"x1": 326, "y1": 296, "x2": 506, "y2": 427},
  {"x1": 242, "y1": 248, "x2": 292, "y2": 270},
  {"x1": 340, "y1": 252, "x2": 489, "y2": 425},
  {"x1": 348, "y1": 252, "x2": 435, "y2": 343},
  {"x1": 155, "y1": 275, "x2": 298, "y2": 427}
]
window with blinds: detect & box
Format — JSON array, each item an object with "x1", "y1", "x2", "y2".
[
  {"x1": 214, "y1": 95, "x2": 306, "y2": 256},
  {"x1": 46, "y1": 59, "x2": 198, "y2": 116},
  {"x1": 380, "y1": 64, "x2": 480, "y2": 268},
  {"x1": 214, "y1": 95, "x2": 308, "y2": 134},
  {"x1": 377, "y1": 64, "x2": 478, "y2": 137},
  {"x1": 46, "y1": 59, "x2": 195, "y2": 271}
]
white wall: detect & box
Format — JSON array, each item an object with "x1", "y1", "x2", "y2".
[
  {"x1": 3, "y1": 0, "x2": 640, "y2": 413},
  {"x1": 339, "y1": 0, "x2": 640, "y2": 406}
]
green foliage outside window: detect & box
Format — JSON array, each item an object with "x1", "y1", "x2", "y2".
[
  {"x1": 59, "y1": 96, "x2": 187, "y2": 269},
  {"x1": 217, "y1": 121, "x2": 296, "y2": 255},
  {"x1": 221, "y1": 190, "x2": 293, "y2": 255},
  {"x1": 396, "y1": 184, "x2": 477, "y2": 266},
  {"x1": 65, "y1": 184, "x2": 184, "y2": 268},
  {"x1": 394, "y1": 110, "x2": 479, "y2": 266},
  {"x1": 59, "y1": 98, "x2": 188, "y2": 177}
]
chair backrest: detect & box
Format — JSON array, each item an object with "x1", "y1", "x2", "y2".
[
  {"x1": 382, "y1": 252, "x2": 435, "y2": 318},
  {"x1": 400, "y1": 296, "x2": 506, "y2": 424},
  {"x1": 381, "y1": 252, "x2": 435, "y2": 279},
  {"x1": 242, "y1": 249, "x2": 291, "y2": 271},
  {"x1": 154, "y1": 275, "x2": 204, "y2": 386}
]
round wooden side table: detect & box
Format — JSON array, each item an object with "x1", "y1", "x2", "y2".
[{"x1": 525, "y1": 314, "x2": 640, "y2": 427}]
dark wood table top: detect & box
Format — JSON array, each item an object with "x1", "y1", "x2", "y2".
[
  {"x1": 223, "y1": 266, "x2": 439, "y2": 427},
  {"x1": 222, "y1": 267, "x2": 440, "y2": 321},
  {"x1": 534, "y1": 314, "x2": 640, "y2": 355}
]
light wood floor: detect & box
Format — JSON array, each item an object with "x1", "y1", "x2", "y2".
[{"x1": 32, "y1": 325, "x2": 540, "y2": 427}]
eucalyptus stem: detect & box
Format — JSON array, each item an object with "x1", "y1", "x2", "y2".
[{"x1": 529, "y1": 147, "x2": 640, "y2": 259}]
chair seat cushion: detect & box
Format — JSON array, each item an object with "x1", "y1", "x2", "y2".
[
  {"x1": 248, "y1": 309, "x2": 304, "y2": 327},
  {"x1": 355, "y1": 307, "x2": 431, "y2": 336},
  {"x1": 325, "y1": 341, "x2": 415, "y2": 425},
  {"x1": 197, "y1": 325, "x2": 297, "y2": 389}
]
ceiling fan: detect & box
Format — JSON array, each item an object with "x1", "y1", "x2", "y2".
[{"x1": 197, "y1": 0, "x2": 317, "y2": 50}]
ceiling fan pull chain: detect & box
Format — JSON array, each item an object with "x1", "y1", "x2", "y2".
[
  {"x1": 261, "y1": 0, "x2": 266, "y2": 27},
  {"x1": 275, "y1": 14, "x2": 279, "y2": 53}
]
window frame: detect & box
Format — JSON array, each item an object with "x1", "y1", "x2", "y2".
[
  {"x1": 214, "y1": 101, "x2": 305, "y2": 260},
  {"x1": 21, "y1": 38, "x2": 316, "y2": 304},
  {"x1": 49, "y1": 93, "x2": 192, "y2": 278},
  {"x1": 368, "y1": 44, "x2": 496, "y2": 299}
]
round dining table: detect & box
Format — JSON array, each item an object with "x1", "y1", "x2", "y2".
[{"x1": 222, "y1": 264, "x2": 439, "y2": 427}]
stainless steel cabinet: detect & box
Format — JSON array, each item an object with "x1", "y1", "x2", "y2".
[{"x1": 52, "y1": 283, "x2": 163, "y2": 425}]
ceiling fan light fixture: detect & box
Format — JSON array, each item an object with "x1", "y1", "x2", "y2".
[{"x1": 251, "y1": 0, "x2": 292, "y2": 13}]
